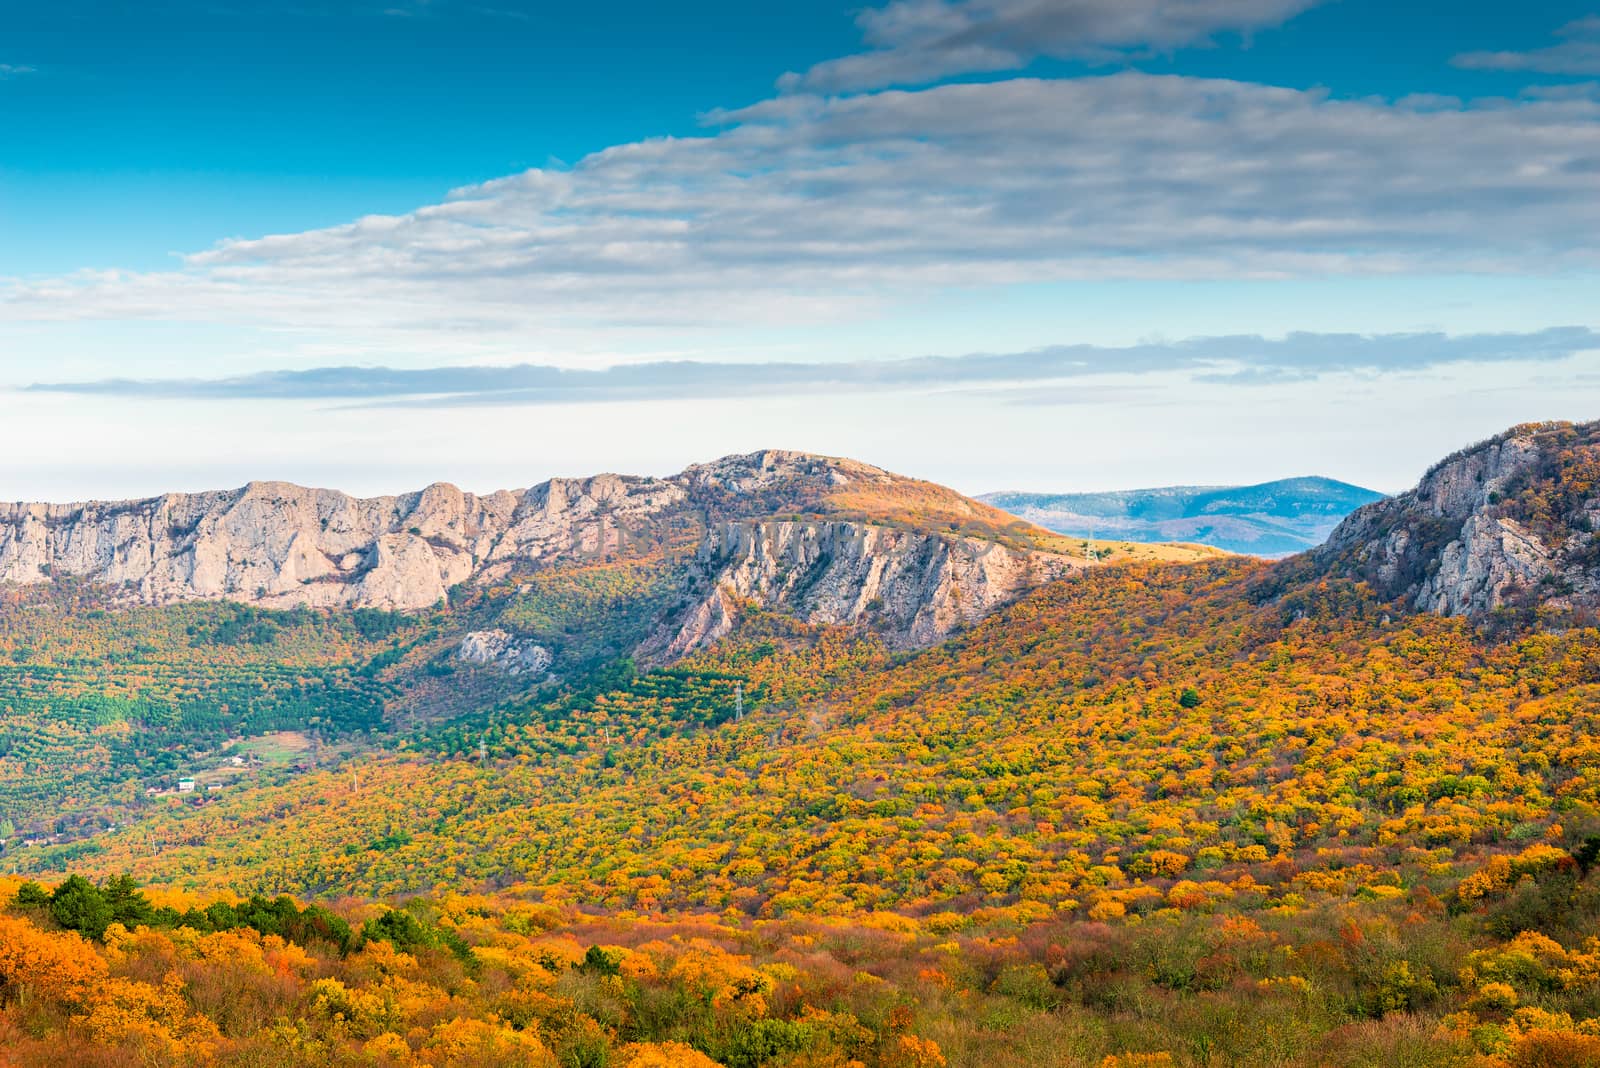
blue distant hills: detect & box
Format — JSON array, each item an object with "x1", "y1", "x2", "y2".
[{"x1": 981, "y1": 476, "x2": 1386, "y2": 557}]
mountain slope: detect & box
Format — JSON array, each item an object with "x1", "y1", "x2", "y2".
[
  {"x1": 0, "y1": 475, "x2": 673, "y2": 611},
  {"x1": 983, "y1": 476, "x2": 1383, "y2": 555},
  {"x1": 1313, "y1": 420, "x2": 1600, "y2": 618}
]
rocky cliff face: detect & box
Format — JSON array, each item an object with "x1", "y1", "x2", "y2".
[
  {"x1": 1315, "y1": 421, "x2": 1600, "y2": 616},
  {"x1": 640, "y1": 518, "x2": 1080, "y2": 662},
  {"x1": 0, "y1": 474, "x2": 681, "y2": 611},
  {"x1": 0, "y1": 450, "x2": 1085, "y2": 659}
]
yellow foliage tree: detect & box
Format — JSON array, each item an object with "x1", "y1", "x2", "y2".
[{"x1": 0, "y1": 914, "x2": 108, "y2": 1007}]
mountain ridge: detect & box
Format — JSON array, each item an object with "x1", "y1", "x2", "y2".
[
  {"x1": 981, "y1": 475, "x2": 1384, "y2": 556},
  {"x1": 2, "y1": 449, "x2": 1191, "y2": 662}
]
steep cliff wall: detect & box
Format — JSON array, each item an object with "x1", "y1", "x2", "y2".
[
  {"x1": 643, "y1": 518, "x2": 1080, "y2": 661},
  {"x1": 0, "y1": 474, "x2": 682, "y2": 610}
]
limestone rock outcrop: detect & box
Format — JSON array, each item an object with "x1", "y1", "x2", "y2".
[
  {"x1": 0, "y1": 474, "x2": 681, "y2": 611},
  {"x1": 1315, "y1": 421, "x2": 1600, "y2": 616},
  {"x1": 458, "y1": 630, "x2": 554, "y2": 676},
  {"x1": 641, "y1": 519, "x2": 1077, "y2": 662}
]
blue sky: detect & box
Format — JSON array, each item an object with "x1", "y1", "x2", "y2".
[
  {"x1": 3, "y1": 0, "x2": 1600, "y2": 499},
  {"x1": 0, "y1": 2, "x2": 863, "y2": 272}
]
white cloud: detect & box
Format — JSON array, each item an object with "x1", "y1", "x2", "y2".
[
  {"x1": 785, "y1": 0, "x2": 1321, "y2": 93},
  {"x1": 4, "y1": 74, "x2": 1600, "y2": 359},
  {"x1": 0, "y1": 64, "x2": 35, "y2": 78},
  {"x1": 1456, "y1": 16, "x2": 1600, "y2": 76}
]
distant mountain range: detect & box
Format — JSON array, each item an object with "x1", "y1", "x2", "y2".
[{"x1": 981, "y1": 476, "x2": 1386, "y2": 556}]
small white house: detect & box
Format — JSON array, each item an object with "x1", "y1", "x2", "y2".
[{"x1": 177, "y1": 779, "x2": 197, "y2": 793}]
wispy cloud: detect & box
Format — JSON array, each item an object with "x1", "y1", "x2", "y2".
[
  {"x1": 785, "y1": 0, "x2": 1322, "y2": 93},
  {"x1": 0, "y1": 64, "x2": 36, "y2": 78},
  {"x1": 1455, "y1": 16, "x2": 1600, "y2": 76},
  {"x1": 5, "y1": 73, "x2": 1600, "y2": 355},
  {"x1": 26, "y1": 327, "x2": 1599, "y2": 408}
]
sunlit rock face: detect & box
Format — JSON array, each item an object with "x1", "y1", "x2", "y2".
[{"x1": 1317, "y1": 421, "x2": 1600, "y2": 617}]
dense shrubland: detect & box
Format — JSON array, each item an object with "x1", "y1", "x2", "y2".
[
  {"x1": 4, "y1": 850, "x2": 1600, "y2": 1067},
  {"x1": 32, "y1": 561, "x2": 1600, "y2": 910}
]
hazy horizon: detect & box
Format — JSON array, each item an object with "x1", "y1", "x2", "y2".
[{"x1": 1, "y1": 445, "x2": 1411, "y2": 507}]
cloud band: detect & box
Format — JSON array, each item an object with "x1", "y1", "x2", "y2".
[{"x1": 25, "y1": 326, "x2": 1599, "y2": 408}]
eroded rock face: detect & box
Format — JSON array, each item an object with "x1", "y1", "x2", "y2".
[
  {"x1": 1315, "y1": 421, "x2": 1600, "y2": 616},
  {"x1": 639, "y1": 518, "x2": 1080, "y2": 662},
  {"x1": 458, "y1": 630, "x2": 554, "y2": 676},
  {"x1": 1414, "y1": 515, "x2": 1558, "y2": 616},
  {"x1": 0, "y1": 474, "x2": 683, "y2": 611}
]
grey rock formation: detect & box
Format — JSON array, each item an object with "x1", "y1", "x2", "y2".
[
  {"x1": 640, "y1": 519, "x2": 1077, "y2": 662},
  {"x1": 0, "y1": 450, "x2": 1084, "y2": 660},
  {"x1": 0, "y1": 474, "x2": 681, "y2": 611},
  {"x1": 458, "y1": 630, "x2": 554, "y2": 676},
  {"x1": 1315, "y1": 422, "x2": 1600, "y2": 616}
]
